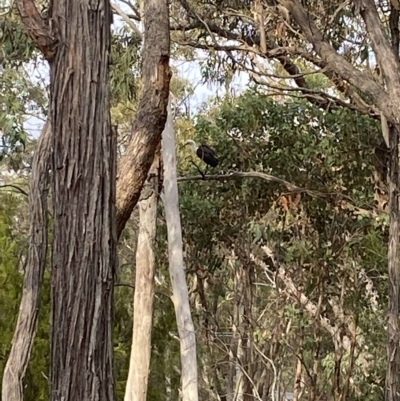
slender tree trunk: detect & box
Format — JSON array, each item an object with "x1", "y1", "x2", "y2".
[
  {"x1": 125, "y1": 147, "x2": 162, "y2": 401},
  {"x1": 161, "y1": 100, "x2": 199, "y2": 401},
  {"x1": 2, "y1": 122, "x2": 51, "y2": 401},
  {"x1": 385, "y1": 124, "x2": 400, "y2": 401},
  {"x1": 48, "y1": 0, "x2": 117, "y2": 399}
]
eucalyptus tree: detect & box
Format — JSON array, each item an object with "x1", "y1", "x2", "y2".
[
  {"x1": 2, "y1": 0, "x2": 170, "y2": 401},
  {"x1": 171, "y1": 1, "x2": 400, "y2": 399}
]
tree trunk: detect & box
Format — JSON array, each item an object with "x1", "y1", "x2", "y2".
[
  {"x1": 161, "y1": 100, "x2": 199, "y2": 401},
  {"x1": 48, "y1": 0, "x2": 117, "y2": 399},
  {"x1": 3, "y1": 0, "x2": 170, "y2": 397},
  {"x1": 125, "y1": 147, "x2": 162, "y2": 401},
  {"x1": 116, "y1": 0, "x2": 170, "y2": 237},
  {"x1": 2, "y1": 121, "x2": 51, "y2": 401},
  {"x1": 386, "y1": 124, "x2": 400, "y2": 401}
]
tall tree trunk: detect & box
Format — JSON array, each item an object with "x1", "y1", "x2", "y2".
[
  {"x1": 125, "y1": 147, "x2": 162, "y2": 401},
  {"x1": 386, "y1": 124, "x2": 400, "y2": 401},
  {"x1": 3, "y1": 0, "x2": 170, "y2": 398},
  {"x1": 48, "y1": 0, "x2": 117, "y2": 399},
  {"x1": 2, "y1": 122, "x2": 51, "y2": 401},
  {"x1": 161, "y1": 100, "x2": 199, "y2": 401}
]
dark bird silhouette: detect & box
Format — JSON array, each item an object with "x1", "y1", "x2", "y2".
[{"x1": 184, "y1": 140, "x2": 219, "y2": 168}]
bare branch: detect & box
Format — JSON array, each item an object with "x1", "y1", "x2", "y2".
[
  {"x1": 119, "y1": 0, "x2": 141, "y2": 20},
  {"x1": 111, "y1": 2, "x2": 142, "y2": 39},
  {"x1": 278, "y1": 0, "x2": 398, "y2": 121},
  {"x1": 178, "y1": 171, "x2": 377, "y2": 217},
  {"x1": 0, "y1": 184, "x2": 29, "y2": 197},
  {"x1": 178, "y1": 171, "x2": 351, "y2": 200}
]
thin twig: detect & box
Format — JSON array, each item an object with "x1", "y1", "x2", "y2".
[{"x1": 0, "y1": 184, "x2": 29, "y2": 197}]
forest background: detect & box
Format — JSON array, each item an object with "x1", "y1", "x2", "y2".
[{"x1": 0, "y1": 0, "x2": 399, "y2": 400}]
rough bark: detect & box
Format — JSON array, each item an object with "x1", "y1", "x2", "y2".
[
  {"x1": 4, "y1": 0, "x2": 170, "y2": 395},
  {"x1": 48, "y1": 0, "x2": 117, "y2": 399},
  {"x1": 124, "y1": 146, "x2": 161, "y2": 401},
  {"x1": 161, "y1": 100, "x2": 199, "y2": 401},
  {"x1": 386, "y1": 124, "x2": 400, "y2": 401},
  {"x1": 1, "y1": 121, "x2": 51, "y2": 401},
  {"x1": 116, "y1": 0, "x2": 171, "y2": 237}
]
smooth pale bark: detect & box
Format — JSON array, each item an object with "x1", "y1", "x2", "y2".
[
  {"x1": 48, "y1": 0, "x2": 117, "y2": 399},
  {"x1": 125, "y1": 148, "x2": 161, "y2": 401},
  {"x1": 161, "y1": 100, "x2": 199, "y2": 401},
  {"x1": 2, "y1": 122, "x2": 51, "y2": 401}
]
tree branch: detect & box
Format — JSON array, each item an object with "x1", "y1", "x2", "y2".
[
  {"x1": 278, "y1": 0, "x2": 398, "y2": 121},
  {"x1": 15, "y1": 0, "x2": 55, "y2": 60},
  {"x1": 178, "y1": 171, "x2": 349, "y2": 199},
  {"x1": 178, "y1": 172, "x2": 377, "y2": 217},
  {"x1": 358, "y1": 0, "x2": 400, "y2": 95},
  {"x1": 0, "y1": 184, "x2": 29, "y2": 197},
  {"x1": 116, "y1": 0, "x2": 171, "y2": 238},
  {"x1": 111, "y1": 2, "x2": 143, "y2": 39},
  {"x1": 173, "y1": 7, "x2": 379, "y2": 119}
]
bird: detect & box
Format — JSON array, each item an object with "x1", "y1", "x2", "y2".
[{"x1": 184, "y1": 140, "x2": 219, "y2": 168}]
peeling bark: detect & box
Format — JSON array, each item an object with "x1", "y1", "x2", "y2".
[
  {"x1": 48, "y1": 0, "x2": 117, "y2": 398},
  {"x1": 116, "y1": 0, "x2": 171, "y2": 237},
  {"x1": 1, "y1": 122, "x2": 51, "y2": 401},
  {"x1": 125, "y1": 147, "x2": 161, "y2": 401}
]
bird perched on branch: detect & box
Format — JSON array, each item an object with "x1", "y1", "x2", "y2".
[{"x1": 184, "y1": 140, "x2": 219, "y2": 168}]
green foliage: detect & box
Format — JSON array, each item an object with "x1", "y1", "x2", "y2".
[
  {"x1": 0, "y1": 15, "x2": 38, "y2": 66},
  {"x1": 176, "y1": 88, "x2": 387, "y2": 399},
  {"x1": 110, "y1": 27, "x2": 141, "y2": 106}
]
